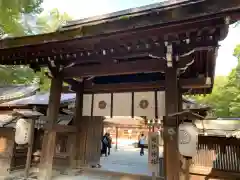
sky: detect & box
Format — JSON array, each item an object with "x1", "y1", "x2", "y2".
[{"x1": 42, "y1": 0, "x2": 240, "y2": 76}]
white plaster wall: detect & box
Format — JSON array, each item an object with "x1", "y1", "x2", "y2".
[
  {"x1": 83, "y1": 91, "x2": 166, "y2": 118},
  {"x1": 134, "y1": 91, "x2": 155, "y2": 119},
  {"x1": 93, "y1": 93, "x2": 111, "y2": 116},
  {"x1": 157, "y1": 91, "x2": 165, "y2": 117},
  {"x1": 113, "y1": 92, "x2": 132, "y2": 116},
  {"x1": 82, "y1": 94, "x2": 92, "y2": 116}
]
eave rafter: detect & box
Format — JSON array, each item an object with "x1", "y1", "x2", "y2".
[{"x1": 0, "y1": 17, "x2": 225, "y2": 66}]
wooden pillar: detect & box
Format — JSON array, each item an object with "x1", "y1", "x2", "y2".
[
  {"x1": 24, "y1": 118, "x2": 35, "y2": 179},
  {"x1": 163, "y1": 44, "x2": 181, "y2": 180},
  {"x1": 77, "y1": 116, "x2": 103, "y2": 167},
  {"x1": 38, "y1": 76, "x2": 63, "y2": 180},
  {"x1": 86, "y1": 116, "x2": 103, "y2": 166},
  {"x1": 115, "y1": 126, "x2": 118, "y2": 151},
  {"x1": 70, "y1": 83, "x2": 84, "y2": 169},
  {"x1": 0, "y1": 129, "x2": 15, "y2": 177}
]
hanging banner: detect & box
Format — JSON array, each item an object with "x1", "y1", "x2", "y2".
[{"x1": 148, "y1": 132, "x2": 160, "y2": 174}]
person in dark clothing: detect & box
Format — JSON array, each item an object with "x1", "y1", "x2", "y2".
[
  {"x1": 101, "y1": 133, "x2": 109, "y2": 157},
  {"x1": 106, "y1": 133, "x2": 112, "y2": 156}
]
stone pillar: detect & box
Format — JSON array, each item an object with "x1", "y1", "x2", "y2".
[{"x1": 38, "y1": 76, "x2": 63, "y2": 180}]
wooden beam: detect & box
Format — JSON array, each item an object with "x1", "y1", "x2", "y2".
[
  {"x1": 45, "y1": 124, "x2": 77, "y2": 133},
  {"x1": 180, "y1": 78, "x2": 209, "y2": 89},
  {"x1": 63, "y1": 59, "x2": 165, "y2": 78},
  {"x1": 38, "y1": 76, "x2": 63, "y2": 180},
  {"x1": 63, "y1": 77, "x2": 209, "y2": 93}
]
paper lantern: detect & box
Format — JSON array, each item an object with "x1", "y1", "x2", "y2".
[
  {"x1": 178, "y1": 122, "x2": 198, "y2": 157},
  {"x1": 15, "y1": 118, "x2": 31, "y2": 145}
]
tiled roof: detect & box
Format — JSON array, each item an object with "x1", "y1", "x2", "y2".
[
  {"x1": 0, "y1": 111, "x2": 16, "y2": 127},
  {"x1": 196, "y1": 120, "x2": 240, "y2": 137},
  {"x1": 13, "y1": 109, "x2": 43, "y2": 117},
  {"x1": 60, "y1": 0, "x2": 191, "y2": 30},
  {"x1": 182, "y1": 98, "x2": 209, "y2": 109},
  {"x1": 0, "y1": 93, "x2": 76, "y2": 106},
  {"x1": 4, "y1": 114, "x2": 72, "y2": 129},
  {"x1": 0, "y1": 84, "x2": 39, "y2": 103}
]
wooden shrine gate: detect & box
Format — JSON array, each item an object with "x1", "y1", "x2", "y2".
[{"x1": 0, "y1": 0, "x2": 239, "y2": 180}]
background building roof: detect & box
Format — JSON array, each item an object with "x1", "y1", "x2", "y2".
[
  {"x1": 0, "y1": 93, "x2": 76, "y2": 106},
  {"x1": 0, "y1": 84, "x2": 39, "y2": 103}
]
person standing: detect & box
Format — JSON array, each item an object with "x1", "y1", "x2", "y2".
[
  {"x1": 107, "y1": 133, "x2": 112, "y2": 156},
  {"x1": 139, "y1": 133, "x2": 145, "y2": 156},
  {"x1": 101, "y1": 133, "x2": 109, "y2": 157}
]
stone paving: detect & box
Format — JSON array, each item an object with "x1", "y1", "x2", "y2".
[
  {"x1": 8, "y1": 146, "x2": 164, "y2": 180},
  {"x1": 100, "y1": 148, "x2": 150, "y2": 175},
  {"x1": 53, "y1": 146, "x2": 164, "y2": 180}
]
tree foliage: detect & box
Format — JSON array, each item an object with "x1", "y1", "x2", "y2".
[
  {"x1": 0, "y1": 0, "x2": 43, "y2": 87},
  {"x1": 0, "y1": 6, "x2": 72, "y2": 91},
  {"x1": 193, "y1": 44, "x2": 240, "y2": 117},
  {"x1": 0, "y1": 0, "x2": 43, "y2": 36},
  {"x1": 35, "y1": 8, "x2": 72, "y2": 33},
  {"x1": 32, "y1": 9, "x2": 72, "y2": 91}
]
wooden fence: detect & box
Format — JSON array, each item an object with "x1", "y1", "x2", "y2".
[
  {"x1": 190, "y1": 135, "x2": 240, "y2": 179},
  {"x1": 159, "y1": 135, "x2": 240, "y2": 179}
]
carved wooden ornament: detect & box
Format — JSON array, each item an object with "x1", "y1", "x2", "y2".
[
  {"x1": 98, "y1": 100, "x2": 107, "y2": 109},
  {"x1": 139, "y1": 99, "x2": 149, "y2": 109}
]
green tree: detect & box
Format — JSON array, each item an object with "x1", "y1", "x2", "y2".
[
  {"x1": 192, "y1": 44, "x2": 240, "y2": 117},
  {"x1": 35, "y1": 8, "x2": 72, "y2": 33},
  {"x1": 0, "y1": 0, "x2": 43, "y2": 86},
  {"x1": 227, "y1": 45, "x2": 240, "y2": 116},
  {"x1": 33, "y1": 9, "x2": 72, "y2": 91},
  {"x1": 0, "y1": 0, "x2": 43, "y2": 36},
  {"x1": 0, "y1": 65, "x2": 36, "y2": 84}
]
